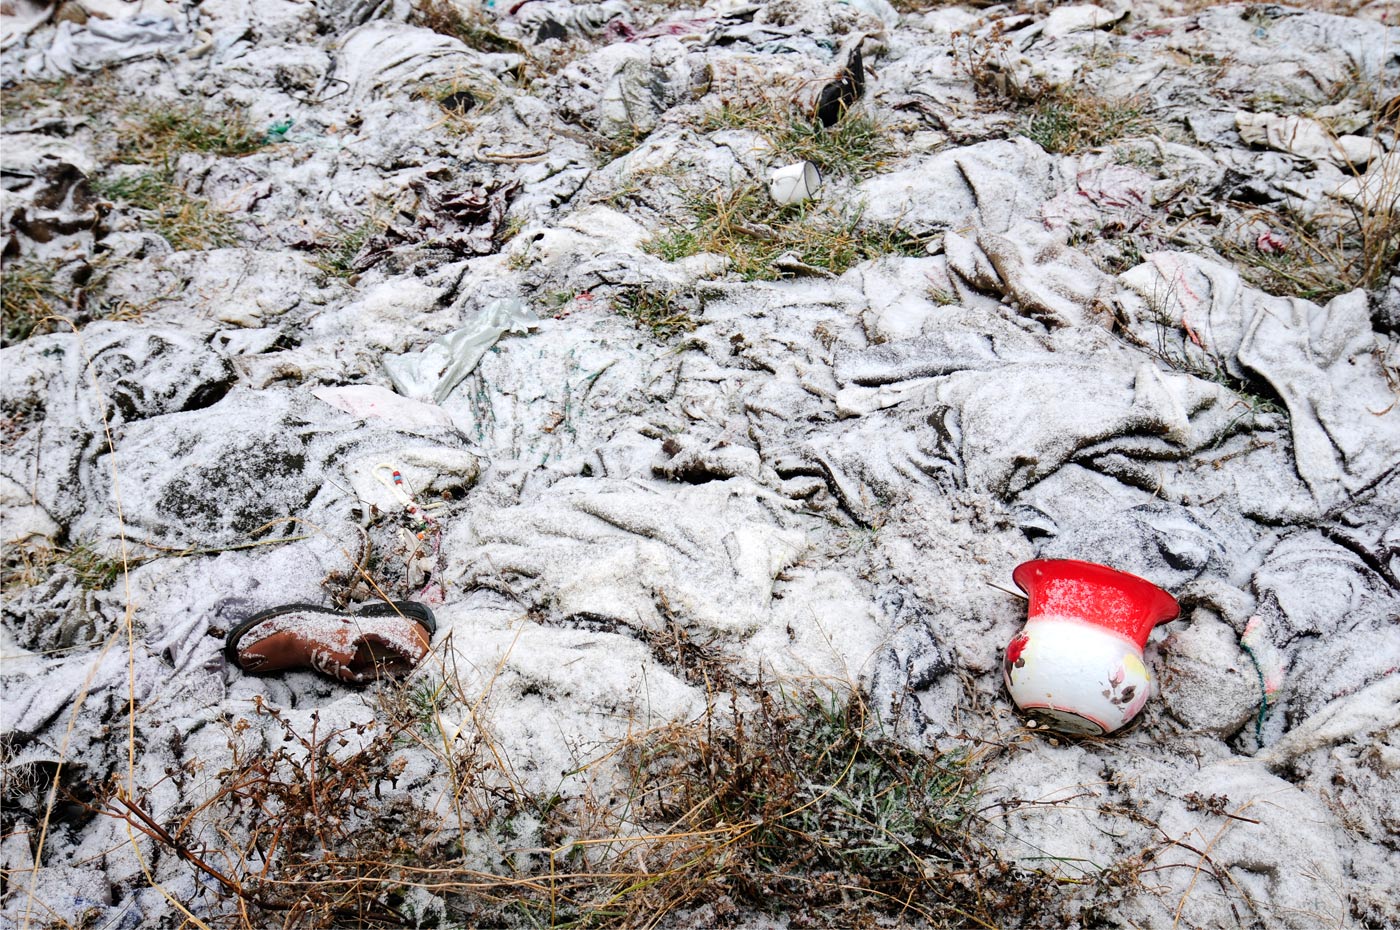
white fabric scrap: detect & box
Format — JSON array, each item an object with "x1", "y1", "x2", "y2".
[
  {"x1": 1235, "y1": 111, "x2": 1382, "y2": 167},
  {"x1": 1118, "y1": 253, "x2": 1400, "y2": 506},
  {"x1": 0, "y1": 0, "x2": 51, "y2": 50},
  {"x1": 312, "y1": 385, "x2": 456, "y2": 431},
  {"x1": 23, "y1": 16, "x2": 188, "y2": 77},
  {"x1": 1329, "y1": 150, "x2": 1399, "y2": 213},
  {"x1": 343, "y1": 447, "x2": 480, "y2": 521}
]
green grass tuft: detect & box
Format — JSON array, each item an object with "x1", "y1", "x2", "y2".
[
  {"x1": 1, "y1": 259, "x2": 65, "y2": 345},
  {"x1": 314, "y1": 214, "x2": 385, "y2": 278},
  {"x1": 614, "y1": 286, "x2": 698, "y2": 339}
]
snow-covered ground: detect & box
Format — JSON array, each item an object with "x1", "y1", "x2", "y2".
[{"x1": 2, "y1": 0, "x2": 1397, "y2": 926}]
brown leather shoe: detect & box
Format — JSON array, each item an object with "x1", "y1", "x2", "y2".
[{"x1": 225, "y1": 601, "x2": 436, "y2": 684}]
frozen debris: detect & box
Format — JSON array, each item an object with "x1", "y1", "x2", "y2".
[
  {"x1": 452, "y1": 476, "x2": 807, "y2": 635},
  {"x1": 340, "y1": 446, "x2": 480, "y2": 526},
  {"x1": 1256, "y1": 675, "x2": 1400, "y2": 769},
  {"x1": 351, "y1": 177, "x2": 521, "y2": 271},
  {"x1": 1, "y1": 156, "x2": 103, "y2": 255},
  {"x1": 1149, "y1": 763, "x2": 1349, "y2": 929},
  {"x1": 0, "y1": 0, "x2": 53, "y2": 50},
  {"x1": 1330, "y1": 150, "x2": 1400, "y2": 213},
  {"x1": 511, "y1": 0, "x2": 635, "y2": 42},
  {"x1": 835, "y1": 0, "x2": 898, "y2": 31},
  {"x1": 313, "y1": 384, "x2": 456, "y2": 430},
  {"x1": 1040, "y1": 164, "x2": 1153, "y2": 233},
  {"x1": 1118, "y1": 253, "x2": 1400, "y2": 507},
  {"x1": 769, "y1": 160, "x2": 821, "y2": 204},
  {"x1": 1040, "y1": 3, "x2": 1127, "y2": 39},
  {"x1": 815, "y1": 39, "x2": 865, "y2": 127},
  {"x1": 333, "y1": 21, "x2": 520, "y2": 101}
]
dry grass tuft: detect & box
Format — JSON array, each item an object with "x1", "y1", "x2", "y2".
[
  {"x1": 1217, "y1": 157, "x2": 1399, "y2": 302},
  {"x1": 415, "y1": 77, "x2": 503, "y2": 136},
  {"x1": 114, "y1": 103, "x2": 268, "y2": 165},
  {"x1": 410, "y1": 0, "x2": 525, "y2": 54},
  {"x1": 0, "y1": 74, "x2": 120, "y2": 129},
  {"x1": 313, "y1": 213, "x2": 387, "y2": 279},
  {"x1": 531, "y1": 687, "x2": 988, "y2": 927},
  {"x1": 648, "y1": 183, "x2": 921, "y2": 281},
  {"x1": 1022, "y1": 92, "x2": 1150, "y2": 155},
  {"x1": 98, "y1": 695, "x2": 451, "y2": 927},
  {"x1": 0, "y1": 257, "x2": 117, "y2": 346},
  {"x1": 2, "y1": 540, "x2": 138, "y2": 594},
  {"x1": 951, "y1": 18, "x2": 1152, "y2": 156},
  {"x1": 93, "y1": 665, "x2": 1082, "y2": 929},
  {"x1": 93, "y1": 173, "x2": 238, "y2": 252},
  {"x1": 703, "y1": 100, "x2": 897, "y2": 180},
  {"x1": 1, "y1": 259, "x2": 66, "y2": 346}
]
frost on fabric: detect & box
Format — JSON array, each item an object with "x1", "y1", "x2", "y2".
[{"x1": 2, "y1": 0, "x2": 1398, "y2": 927}]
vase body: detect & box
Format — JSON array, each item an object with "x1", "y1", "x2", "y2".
[{"x1": 1003, "y1": 559, "x2": 1179, "y2": 735}]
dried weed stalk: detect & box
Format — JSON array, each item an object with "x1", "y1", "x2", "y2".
[
  {"x1": 95, "y1": 662, "x2": 1126, "y2": 928},
  {"x1": 1218, "y1": 154, "x2": 1398, "y2": 302}
]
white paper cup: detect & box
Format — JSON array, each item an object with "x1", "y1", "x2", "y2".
[{"x1": 769, "y1": 160, "x2": 822, "y2": 205}]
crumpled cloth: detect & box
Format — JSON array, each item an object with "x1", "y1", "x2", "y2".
[
  {"x1": 508, "y1": 0, "x2": 635, "y2": 41},
  {"x1": 22, "y1": 15, "x2": 188, "y2": 77},
  {"x1": 1117, "y1": 252, "x2": 1400, "y2": 509},
  {"x1": 1040, "y1": 164, "x2": 1153, "y2": 234},
  {"x1": 818, "y1": 357, "x2": 1244, "y2": 507},
  {"x1": 1249, "y1": 531, "x2": 1400, "y2": 729},
  {"x1": 0, "y1": 0, "x2": 50, "y2": 51},
  {"x1": 451, "y1": 476, "x2": 807, "y2": 635},
  {"x1": 313, "y1": 385, "x2": 457, "y2": 431},
  {"x1": 333, "y1": 22, "x2": 519, "y2": 101},
  {"x1": 1235, "y1": 111, "x2": 1382, "y2": 167}
]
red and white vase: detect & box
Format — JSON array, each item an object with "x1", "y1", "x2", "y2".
[{"x1": 1003, "y1": 559, "x2": 1180, "y2": 735}]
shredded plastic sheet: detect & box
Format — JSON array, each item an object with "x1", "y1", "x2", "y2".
[{"x1": 383, "y1": 298, "x2": 539, "y2": 404}]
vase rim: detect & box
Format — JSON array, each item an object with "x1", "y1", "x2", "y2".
[{"x1": 1011, "y1": 558, "x2": 1180, "y2": 644}]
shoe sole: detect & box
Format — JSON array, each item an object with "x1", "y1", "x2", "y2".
[{"x1": 224, "y1": 601, "x2": 437, "y2": 671}]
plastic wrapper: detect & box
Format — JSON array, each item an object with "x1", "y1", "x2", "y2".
[{"x1": 383, "y1": 297, "x2": 538, "y2": 404}]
